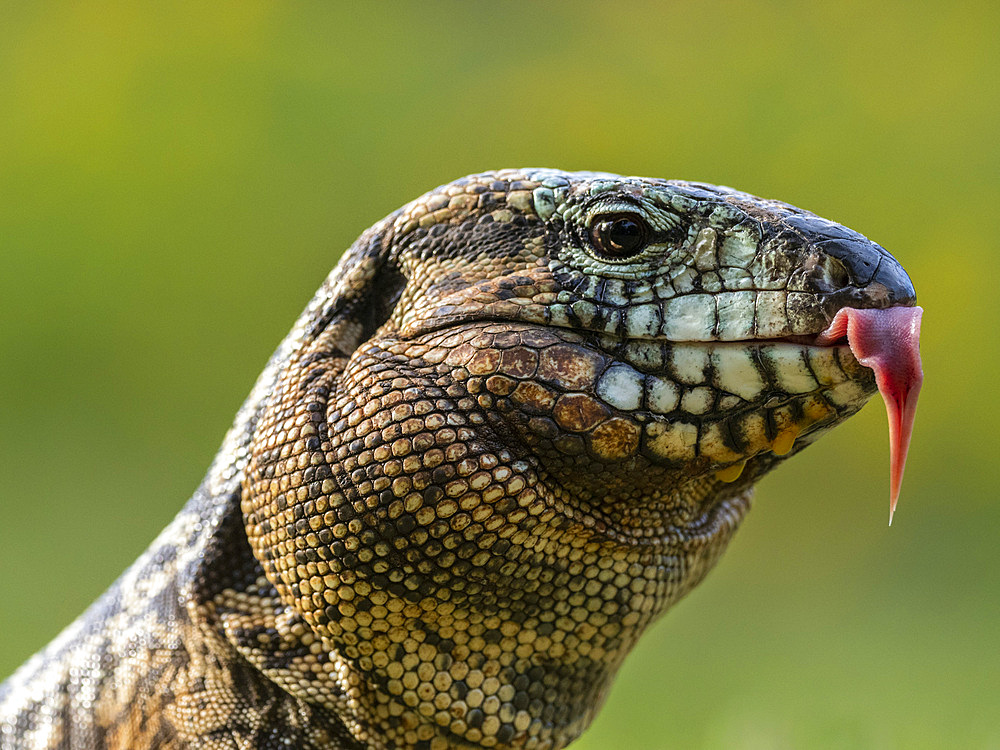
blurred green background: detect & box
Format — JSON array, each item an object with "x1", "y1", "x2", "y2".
[{"x1": 1, "y1": 2, "x2": 997, "y2": 748}]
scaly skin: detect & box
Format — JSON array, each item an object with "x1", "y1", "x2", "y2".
[{"x1": 0, "y1": 170, "x2": 917, "y2": 749}]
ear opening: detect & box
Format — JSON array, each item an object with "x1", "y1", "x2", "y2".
[
  {"x1": 303, "y1": 224, "x2": 407, "y2": 360},
  {"x1": 357, "y1": 261, "x2": 407, "y2": 344}
]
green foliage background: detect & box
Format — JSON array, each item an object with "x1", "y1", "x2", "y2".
[{"x1": 1, "y1": 2, "x2": 997, "y2": 748}]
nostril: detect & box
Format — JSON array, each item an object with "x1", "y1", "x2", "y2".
[
  {"x1": 814, "y1": 238, "x2": 881, "y2": 286},
  {"x1": 822, "y1": 255, "x2": 851, "y2": 291},
  {"x1": 791, "y1": 252, "x2": 851, "y2": 295}
]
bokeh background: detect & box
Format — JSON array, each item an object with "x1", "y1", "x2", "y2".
[{"x1": 1, "y1": 2, "x2": 997, "y2": 748}]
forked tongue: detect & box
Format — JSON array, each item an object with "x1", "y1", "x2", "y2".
[{"x1": 816, "y1": 306, "x2": 924, "y2": 525}]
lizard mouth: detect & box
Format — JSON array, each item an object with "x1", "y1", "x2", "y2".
[
  {"x1": 397, "y1": 301, "x2": 923, "y2": 521},
  {"x1": 646, "y1": 304, "x2": 924, "y2": 523}
]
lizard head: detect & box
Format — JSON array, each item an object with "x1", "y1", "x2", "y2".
[
  {"x1": 240, "y1": 170, "x2": 917, "y2": 748},
  {"x1": 382, "y1": 170, "x2": 915, "y2": 499}
]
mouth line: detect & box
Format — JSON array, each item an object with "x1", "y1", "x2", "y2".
[
  {"x1": 402, "y1": 314, "x2": 851, "y2": 350},
  {"x1": 749, "y1": 332, "x2": 848, "y2": 348}
]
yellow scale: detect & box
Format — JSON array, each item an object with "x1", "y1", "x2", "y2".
[{"x1": 715, "y1": 425, "x2": 799, "y2": 483}]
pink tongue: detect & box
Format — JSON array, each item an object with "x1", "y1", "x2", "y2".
[{"x1": 816, "y1": 306, "x2": 924, "y2": 525}]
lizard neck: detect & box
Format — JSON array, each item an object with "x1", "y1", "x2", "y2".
[{"x1": 235, "y1": 322, "x2": 753, "y2": 749}]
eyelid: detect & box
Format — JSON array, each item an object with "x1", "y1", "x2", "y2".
[
  {"x1": 583, "y1": 198, "x2": 681, "y2": 235},
  {"x1": 584, "y1": 199, "x2": 645, "y2": 228}
]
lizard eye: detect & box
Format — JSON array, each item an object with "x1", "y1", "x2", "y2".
[{"x1": 589, "y1": 214, "x2": 651, "y2": 260}]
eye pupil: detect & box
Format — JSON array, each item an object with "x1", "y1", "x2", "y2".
[
  {"x1": 607, "y1": 219, "x2": 642, "y2": 250},
  {"x1": 591, "y1": 215, "x2": 649, "y2": 259}
]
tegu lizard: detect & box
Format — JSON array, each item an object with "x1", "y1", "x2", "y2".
[{"x1": 0, "y1": 169, "x2": 923, "y2": 749}]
